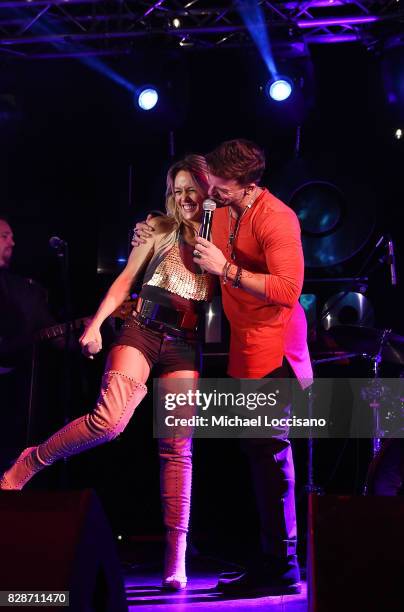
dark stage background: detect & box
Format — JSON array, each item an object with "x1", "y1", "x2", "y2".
[{"x1": 1, "y1": 42, "x2": 403, "y2": 563}]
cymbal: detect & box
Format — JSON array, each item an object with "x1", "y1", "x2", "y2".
[
  {"x1": 325, "y1": 325, "x2": 404, "y2": 365},
  {"x1": 321, "y1": 292, "x2": 375, "y2": 330}
]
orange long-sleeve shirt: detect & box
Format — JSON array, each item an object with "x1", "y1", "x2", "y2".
[{"x1": 211, "y1": 189, "x2": 312, "y2": 385}]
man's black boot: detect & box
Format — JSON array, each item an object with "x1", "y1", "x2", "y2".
[{"x1": 216, "y1": 554, "x2": 301, "y2": 596}]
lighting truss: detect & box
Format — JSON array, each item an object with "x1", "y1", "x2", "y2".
[{"x1": 0, "y1": 1, "x2": 402, "y2": 59}]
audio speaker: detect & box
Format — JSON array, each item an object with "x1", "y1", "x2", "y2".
[
  {"x1": 307, "y1": 493, "x2": 404, "y2": 612},
  {"x1": 0, "y1": 489, "x2": 127, "y2": 612}
]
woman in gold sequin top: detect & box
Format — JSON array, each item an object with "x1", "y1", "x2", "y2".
[{"x1": 0, "y1": 155, "x2": 213, "y2": 591}]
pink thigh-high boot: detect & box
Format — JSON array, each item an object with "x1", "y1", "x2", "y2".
[
  {"x1": 159, "y1": 436, "x2": 192, "y2": 590},
  {"x1": 0, "y1": 371, "x2": 147, "y2": 490}
]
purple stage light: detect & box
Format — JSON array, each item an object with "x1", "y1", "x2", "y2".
[
  {"x1": 284, "y1": 0, "x2": 344, "y2": 6},
  {"x1": 298, "y1": 15, "x2": 379, "y2": 28},
  {"x1": 304, "y1": 34, "x2": 359, "y2": 44}
]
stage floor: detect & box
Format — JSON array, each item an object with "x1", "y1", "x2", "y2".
[{"x1": 124, "y1": 571, "x2": 307, "y2": 610}]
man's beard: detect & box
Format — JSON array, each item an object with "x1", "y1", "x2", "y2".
[
  {"x1": 2, "y1": 249, "x2": 12, "y2": 267},
  {"x1": 212, "y1": 196, "x2": 236, "y2": 209},
  {"x1": 213, "y1": 199, "x2": 228, "y2": 208}
]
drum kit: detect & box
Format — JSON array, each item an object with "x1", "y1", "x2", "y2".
[
  {"x1": 309, "y1": 320, "x2": 404, "y2": 495},
  {"x1": 277, "y1": 161, "x2": 403, "y2": 494},
  {"x1": 304, "y1": 276, "x2": 404, "y2": 493}
]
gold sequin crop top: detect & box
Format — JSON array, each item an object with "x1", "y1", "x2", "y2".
[{"x1": 141, "y1": 229, "x2": 213, "y2": 302}]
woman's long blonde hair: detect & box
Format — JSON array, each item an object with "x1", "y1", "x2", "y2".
[{"x1": 163, "y1": 154, "x2": 210, "y2": 237}]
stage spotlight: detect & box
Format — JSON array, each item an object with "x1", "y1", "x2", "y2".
[
  {"x1": 172, "y1": 18, "x2": 181, "y2": 28},
  {"x1": 395, "y1": 128, "x2": 402, "y2": 140},
  {"x1": 136, "y1": 87, "x2": 159, "y2": 111},
  {"x1": 179, "y1": 36, "x2": 193, "y2": 47},
  {"x1": 266, "y1": 78, "x2": 293, "y2": 102}
]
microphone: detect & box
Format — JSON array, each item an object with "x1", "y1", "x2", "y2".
[
  {"x1": 49, "y1": 236, "x2": 67, "y2": 250},
  {"x1": 387, "y1": 236, "x2": 397, "y2": 286},
  {"x1": 199, "y1": 199, "x2": 216, "y2": 241},
  {"x1": 83, "y1": 340, "x2": 101, "y2": 360}
]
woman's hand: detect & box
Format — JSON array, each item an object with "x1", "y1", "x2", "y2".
[
  {"x1": 79, "y1": 323, "x2": 102, "y2": 359},
  {"x1": 131, "y1": 213, "x2": 155, "y2": 246}
]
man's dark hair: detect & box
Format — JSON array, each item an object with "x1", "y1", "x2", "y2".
[
  {"x1": 206, "y1": 139, "x2": 266, "y2": 185},
  {"x1": 0, "y1": 212, "x2": 11, "y2": 224}
]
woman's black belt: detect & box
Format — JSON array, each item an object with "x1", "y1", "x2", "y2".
[{"x1": 129, "y1": 297, "x2": 199, "y2": 337}]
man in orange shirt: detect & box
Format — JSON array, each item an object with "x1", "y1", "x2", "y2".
[
  {"x1": 193, "y1": 139, "x2": 312, "y2": 596},
  {"x1": 133, "y1": 140, "x2": 312, "y2": 596}
]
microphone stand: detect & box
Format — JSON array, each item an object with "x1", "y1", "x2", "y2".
[
  {"x1": 306, "y1": 236, "x2": 389, "y2": 496},
  {"x1": 54, "y1": 241, "x2": 73, "y2": 486}
]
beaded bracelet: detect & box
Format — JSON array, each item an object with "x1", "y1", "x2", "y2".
[
  {"x1": 232, "y1": 266, "x2": 242, "y2": 288},
  {"x1": 222, "y1": 261, "x2": 231, "y2": 285}
]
